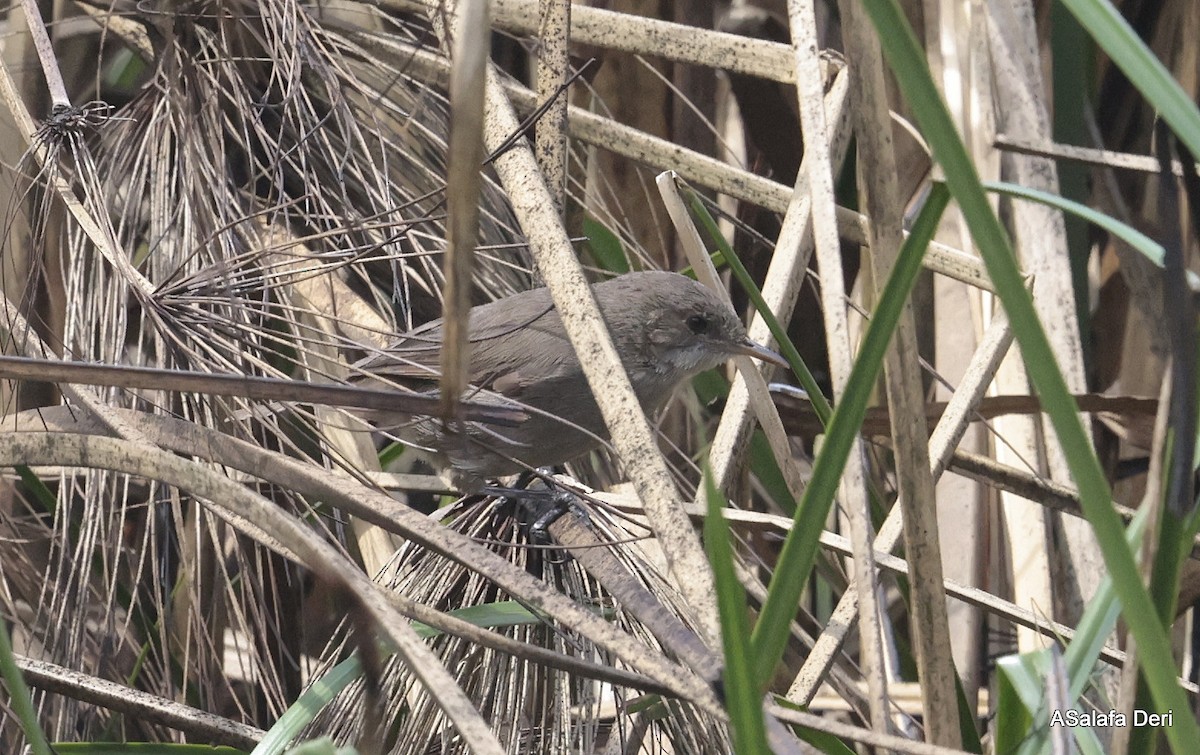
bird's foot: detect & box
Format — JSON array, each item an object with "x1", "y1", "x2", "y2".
[{"x1": 481, "y1": 469, "x2": 588, "y2": 550}]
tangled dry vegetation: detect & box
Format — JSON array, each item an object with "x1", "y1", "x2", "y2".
[{"x1": 0, "y1": 1, "x2": 1197, "y2": 754}]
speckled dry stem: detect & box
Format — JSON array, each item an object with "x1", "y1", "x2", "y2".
[
  {"x1": 837, "y1": 0, "x2": 960, "y2": 744},
  {"x1": 785, "y1": 0, "x2": 892, "y2": 735}
]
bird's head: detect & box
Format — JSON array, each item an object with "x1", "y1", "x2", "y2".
[{"x1": 626, "y1": 273, "x2": 786, "y2": 378}]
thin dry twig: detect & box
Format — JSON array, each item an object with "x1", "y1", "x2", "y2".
[{"x1": 441, "y1": 0, "x2": 492, "y2": 421}]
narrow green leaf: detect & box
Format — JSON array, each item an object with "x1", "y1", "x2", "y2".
[
  {"x1": 409, "y1": 601, "x2": 538, "y2": 638},
  {"x1": 993, "y1": 510, "x2": 1147, "y2": 754},
  {"x1": 856, "y1": 0, "x2": 1200, "y2": 748},
  {"x1": 0, "y1": 611, "x2": 52, "y2": 755},
  {"x1": 994, "y1": 651, "x2": 1046, "y2": 755},
  {"x1": 984, "y1": 181, "x2": 1169, "y2": 268},
  {"x1": 749, "y1": 429, "x2": 796, "y2": 517},
  {"x1": 747, "y1": 183, "x2": 951, "y2": 684},
  {"x1": 583, "y1": 217, "x2": 629, "y2": 273},
  {"x1": 690, "y1": 370, "x2": 795, "y2": 515},
  {"x1": 681, "y1": 183, "x2": 981, "y2": 747},
  {"x1": 789, "y1": 724, "x2": 857, "y2": 754},
  {"x1": 286, "y1": 738, "x2": 359, "y2": 755},
  {"x1": 1063, "y1": 509, "x2": 1148, "y2": 701},
  {"x1": 253, "y1": 602, "x2": 538, "y2": 755},
  {"x1": 1056, "y1": 0, "x2": 1200, "y2": 160},
  {"x1": 14, "y1": 464, "x2": 57, "y2": 512},
  {"x1": 703, "y1": 468, "x2": 770, "y2": 754},
  {"x1": 771, "y1": 698, "x2": 857, "y2": 754}
]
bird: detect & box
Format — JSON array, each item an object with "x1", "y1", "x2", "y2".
[{"x1": 351, "y1": 270, "x2": 785, "y2": 491}]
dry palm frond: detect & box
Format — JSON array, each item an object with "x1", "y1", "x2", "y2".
[
  {"x1": 5, "y1": 0, "x2": 534, "y2": 740},
  {"x1": 305, "y1": 496, "x2": 730, "y2": 754}
]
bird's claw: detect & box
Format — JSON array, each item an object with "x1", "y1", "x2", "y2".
[
  {"x1": 481, "y1": 470, "x2": 587, "y2": 560},
  {"x1": 525, "y1": 488, "x2": 581, "y2": 549}
]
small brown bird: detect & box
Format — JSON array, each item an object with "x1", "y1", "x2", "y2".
[{"x1": 353, "y1": 271, "x2": 785, "y2": 490}]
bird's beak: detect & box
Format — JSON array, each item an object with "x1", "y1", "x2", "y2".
[{"x1": 732, "y1": 338, "x2": 789, "y2": 368}]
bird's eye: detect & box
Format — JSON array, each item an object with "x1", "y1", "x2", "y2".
[{"x1": 686, "y1": 313, "x2": 710, "y2": 334}]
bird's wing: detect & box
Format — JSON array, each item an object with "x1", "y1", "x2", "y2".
[
  {"x1": 352, "y1": 288, "x2": 579, "y2": 397},
  {"x1": 353, "y1": 319, "x2": 445, "y2": 383},
  {"x1": 465, "y1": 311, "x2": 578, "y2": 398}
]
